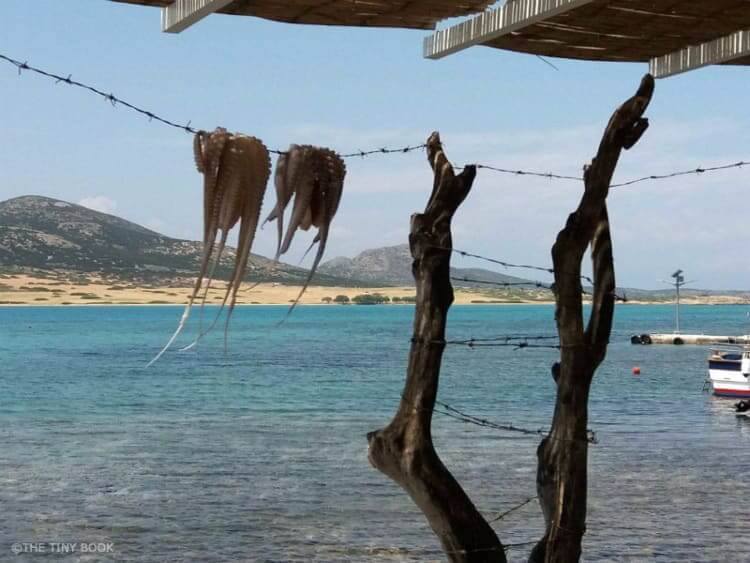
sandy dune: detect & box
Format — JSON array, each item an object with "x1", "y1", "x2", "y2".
[{"x1": 0, "y1": 273, "x2": 528, "y2": 306}]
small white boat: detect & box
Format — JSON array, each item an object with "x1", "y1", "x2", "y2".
[{"x1": 707, "y1": 346, "x2": 750, "y2": 398}]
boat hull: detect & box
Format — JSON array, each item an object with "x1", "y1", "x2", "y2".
[
  {"x1": 708, "y1": 366, "x2": 750, "y2": 397},
  {"x1": 712, "y1": 387, "x2": 750, "y2": 398}
]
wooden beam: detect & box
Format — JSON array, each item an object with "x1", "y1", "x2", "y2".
[
  {"x1": 161, "y1": 0, "x2": 234, "y2": 33},
  {"x1": 423, "y1": 0, "x2": 594, "y2": 60},
  {"x1": 650, "y1": 29, "x2": 750, "y2": 78}
]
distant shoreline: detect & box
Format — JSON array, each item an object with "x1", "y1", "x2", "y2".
[
  {"x1": 2, "y1": 273, "x2": 748, "y2": 307},
  {"x1": 5, "y1": 301, "x2": 750, "y2": 307},
  {"x1": 0, "y1": 272, "x2": 554, "y2": 306}
]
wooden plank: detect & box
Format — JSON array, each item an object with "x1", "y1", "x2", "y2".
[
  {"x1": 161, "y1": 0, "x2": 235, "y2": 33},
  {"x1": 650, "y1": 29, "x2": 750, "y2": 78},
  {"x1": 111, "y1": 0, "x2": 496, "y2": 31},
  {"x1": 423, "y1": 0, "x2": 595, "y2": 60}
]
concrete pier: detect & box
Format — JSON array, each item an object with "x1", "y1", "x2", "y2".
[{"x1": 631, "y1": 333, "x2": 750, "y2": 345}]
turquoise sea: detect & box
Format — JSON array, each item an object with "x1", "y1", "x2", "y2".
[{"x1": 2, "y1": 304, "x2": 750, "y2": 562}]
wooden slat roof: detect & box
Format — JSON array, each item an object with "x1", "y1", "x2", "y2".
[
  {"x1": 484, "y1": 0, "x2": 750, "y2": 63},
  {"x1": 425, "y1": 0, "x2": 750, "y2": 75},
  {"x1": 111, "y1": 0, "x2": 496, "y2": 30}
]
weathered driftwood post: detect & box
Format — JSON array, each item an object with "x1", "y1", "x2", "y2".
[
  {"x1": 531, "y1": 74, "x2": 654, "y2": 563},
  {"x1": 368, "y1": 75, "x2": 653, "y2": 563},
  {"x1": 367, "y1": 132, "x2": 506, "y2": 562}
]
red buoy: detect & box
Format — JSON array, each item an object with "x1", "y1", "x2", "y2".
[{"x1": 632, "y1": 366, "x2": 641, "y2": 376}]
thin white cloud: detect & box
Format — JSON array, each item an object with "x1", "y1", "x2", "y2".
[
  {"x1": 279, "y1": 118, "x2": 748, "y2": 289},
  {"x1": 144, "y1": 217, "x2": 168, "y2": 234},
  {"x1": 78, "y1": 195, "x2": 118, "y2": 214}
]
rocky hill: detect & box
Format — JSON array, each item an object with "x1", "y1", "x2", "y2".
[
  {"x1": 0, "y1": 196, "x2": 540, "y2": 289},
  {"x1": 3, "y1": 196, "x2": 745, "y2": 302},
  {"x1": 320, "y1": 244, "x2": 537, "y2": 288},
  {"x1": 0, "y1": 195, "x2": 352, "y2": 286},
  {"x1": 318, "y1": 243, "x2": 750, "y2": 302}
]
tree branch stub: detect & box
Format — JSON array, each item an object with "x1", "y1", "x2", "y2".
[{"x1": 367, "y1": 132, "x2": 503, "y2": 563}]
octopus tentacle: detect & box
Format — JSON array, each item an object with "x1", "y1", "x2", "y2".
[
  {"x1": 261, "y1": 151, "x2": 292, "y2": 261},
  {"x1": 274, "y1": 147, "x2": 345, "y2": 316},
  {"x1": 193, "y1": 131, "x2": 207, "y2": 173},
  {"x1": 147, "y1": 128, "x2": 236, "y2": 367},
  {"x1": 224, "y1": 138, "x2": 270, "y2": 328},
  {"x1": 194, "y1": 230, "x2": 229, "y2": 339},
  {"x1": 146, "y1": 227, "x2": 217, "y2": 367},
  {"x1": 205, "y1": 137, "x2": 266, "y2": 321},
  {"x1": 199, "y1": 136, "x2": 270, "y2": 347},
  {"x1": 279, "y1": 161, "x2": 316, "y2": 256},
  {"x1": 202, "y1": 129, "x2": 228, "y2": 244},
  {"x1": 149, "y1": 130, "x2": 269, "y2": 365},
  {"x1": 284, "y1": 222, "x2": 329, "y2": 319},
  {"x1": 298, "y1": 232, "x2": 321, "y2": 264},
  {"x1": 181, "y1": 137, "x2": 270, "y2": 352}
]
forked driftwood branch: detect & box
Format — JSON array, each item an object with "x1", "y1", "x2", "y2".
[
  {"x1": 367, "y1": 132, "x2": 505, "y2": 562},
  {"x1": 531, "y1": 74, "x2": 655, "y2": 563},
  {"x1": 368, "y1": 75, "x2": 653, "y2": 563}
]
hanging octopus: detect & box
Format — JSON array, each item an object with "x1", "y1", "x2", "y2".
[
  {"x1": 148, "y1": 127, "x2": 271, "y2": 366},
  {"x1": 263, "y1": 144, "x2": 346, "y2": 313}
]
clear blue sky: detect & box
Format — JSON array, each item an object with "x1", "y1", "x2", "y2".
[{"x1": 2, "y1": 1, "x2": 748, "y2": 289}]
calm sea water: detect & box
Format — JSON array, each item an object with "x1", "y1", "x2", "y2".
[{"x1": 1, "y1": 304, "x2": 750, "y2": 562}]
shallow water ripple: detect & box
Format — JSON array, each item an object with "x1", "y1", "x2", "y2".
[{"x1": 1, "y1": 304, "x2": 749, "y2": 561}]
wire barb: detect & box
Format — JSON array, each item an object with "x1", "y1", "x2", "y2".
[
  {"x1": 447, "y1": 248, "x2": 627, "y2": 302},
  {"x1": 446, "y1": 334, "x2": 561, "y2": 350},
  {"x1": 0, "y1": 53, "x2": 426, "y2": 159},
  {"x1": 474, "y1": 164, "x2": 582, "y2": 182},
  {"x1": 2, "y1": 51, "x2": 745, "y2": 188}
]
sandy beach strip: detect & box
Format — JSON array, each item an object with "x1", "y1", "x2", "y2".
[
  {"x1": 0, "y1": 273, "x2": 551, "y2": 306},
  {"x1": 3, "y1": 273, "x2": 745, "y2": 306}
]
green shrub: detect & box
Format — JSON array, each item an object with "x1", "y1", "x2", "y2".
[{"x1": 353, "y1": 293, "x2": 390, "y2": 305}]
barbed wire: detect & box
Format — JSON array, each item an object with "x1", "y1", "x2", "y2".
[
  {"x1": 434, "y1": 400, "x2": 598, "y2": 444},
  {"x1": 447, "y1": 247, "x2": 628, "y2": 302},
  {"x1": 504, "y1": 540, "x2": 541, "y2": 551},
  {"x1": 610, "y1": 161, "x2": 749, "y2": 188},
  {"x1": 340, "y1": 144, "x2": 426, "y2": 158},
  {"x1": 451, "y1": 334, "x2": 560, "y2": 343},
  {"x1": 459, "y1": 276, "x2": 627, "y2": 303},
  {"x1": 392, "y1": 390, "x2": 597, "y2": 443},
  {"x1": 445, "y1": 334, "x2": 561, "y2": 349},
  {"x1": 489, "y1": 496, "x2": 538, "y2": 523},
  {"x1": 3, "y1": 53, "x2": 747, "y2": 188},
  {"x1": 439, "y1": 497, "x2": 540, "y2": 554},
  {"x1": 450, "y1": 276, "x2": 550, "y2": 289},
  {"x1": 412, "y1": 334, "x2": 566, "y2": 349},
  {"x1": 449, "y1": 339, "x2": 561, "y2": 350},
  {"x1": 450, "y1": 274, "x2": 627, "y2": 303},
  {"x1": 471, "y1": 161, "x2": 750, "y2": 188},
  {"x1": 0, "y1": 53, "x2": 424, "y2": 159},
  {"x1": 450, "y1": 246, "x2": 595, "y2": 283},
  {"x1": 474, "y1": 163, "x2": 582, "y2": 182},
  {"x1": 434, "y1": 401, "x2": 544, "y2": 436},
  {"x1": 0, "y1": 54, "x2": 201, "y2": 135}
]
